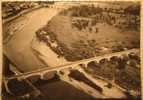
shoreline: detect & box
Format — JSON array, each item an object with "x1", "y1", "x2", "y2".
[{"x1": 2, "y1": 5, "x2": 43, "y2": 24}]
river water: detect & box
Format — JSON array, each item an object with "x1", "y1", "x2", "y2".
[
  {"x1": 3, "y1": 6, "x2": 61, "y2": 72},
  {"x1": 3, "y1": 3, "x2": 131, "y2": 99}
]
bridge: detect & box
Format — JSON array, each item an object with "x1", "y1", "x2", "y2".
[
  {"x1": 3, "y1": 48, "x2": 140, "y2": 95},
  {"x1": 5, "y1": 48, "x2": 139, "y2": 81}
]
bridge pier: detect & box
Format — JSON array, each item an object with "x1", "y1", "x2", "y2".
[
  {"x1": 41, "y1": 71, "x2": 57, "y2": 80},
  {"x1": 26, "y1": 74, "x2": 41, "y2": 83},
  {"x1": 3, "y1": 49, "x2": 139, "y2": 91},
  {"x1": 78, "y1": 63, "x2": 87, "y2": 68}
]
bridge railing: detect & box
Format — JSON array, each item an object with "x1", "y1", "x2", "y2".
[{"x1": 4, "y1": 48, "x2": 139, "y2": 81}]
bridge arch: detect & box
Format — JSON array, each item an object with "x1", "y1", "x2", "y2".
[
  {"x1": 78, "y1": 63, "x2": 86, "y2": 67},
  {"x1": 99, "y1": 58, "x2": 109, "y2": 64},
  {"x1": 26, "y1": 74, "x2": 41, "y2": 83},
  {"x1": 128, "y1": 52, "x2": 138, "y2": 59},
  {"x1": 87, "y1": 60, "x2": 99, "y2": 68},
  {"x1": 110, "y1": 56, "x2": 120, "y2": 62},
  {"x1": 120, "y1": 54, "x2": 130, "y2": 61},
  {"x1": 93, "y1": 59, "x2": 100, "y2": 63},
  {"x1": 41, "y1": 71, "x2": 57, "y2": 80},
  {"x1": 57, "y1": 67, "x2": 72, "y2": 75}
]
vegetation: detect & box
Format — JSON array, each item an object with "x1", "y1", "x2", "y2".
[
  {"x1": 69, "y1": 70, "x2": 103, "y2": 93},
  {"x1": 66, "y1": 5, "x2": 103, "y2": 17},
  {"x1": 2, "y1": 1, "x2": 55, "y2": 19},
  {"x1": 7, "y1": 78, "x2": 34, "y2": 96},
  {"x1": 83, "y1": 53, "x2": 140, "y2": 94}
]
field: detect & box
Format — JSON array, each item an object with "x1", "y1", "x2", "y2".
[
  {"x1": 83, "y1": 51, "x2": 141, "y2": 97},
  {"x1": 36, "y1": 3, "x2": 140, "y2": 61}
]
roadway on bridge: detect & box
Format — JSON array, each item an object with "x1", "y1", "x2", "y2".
[{"x1": 6, "y1": 48, "x2": 139, "y2": 80}]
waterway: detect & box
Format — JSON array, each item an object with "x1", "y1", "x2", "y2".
[{"x1": 3, "y1": 5, "x2": 62, "y2": 72}]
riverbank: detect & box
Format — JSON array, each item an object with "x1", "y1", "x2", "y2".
[
  {"x1": 2, "y1": 5, "x2": 43, "y2": 24},
  {"x1": 3, "y1": 7, "x2": 61, "y2": 72},
  {"x1": 31, "y1": 36, "x2": 70, "y2": 67}
]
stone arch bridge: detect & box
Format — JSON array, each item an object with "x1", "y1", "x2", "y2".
[
  {"x1": 5, "y1": 48, "x2": 139, "y2": 81},
  {"x1": 3, "y1": 49, "x2": 140, "y2": 94}
]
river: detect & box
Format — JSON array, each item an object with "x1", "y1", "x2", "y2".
[{"x1": 3, "y1": 4, "x2": 63, "y2": 72}]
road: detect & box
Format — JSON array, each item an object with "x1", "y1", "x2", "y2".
[
  {"x1": 6, "y1": 48, "x2": 139, "y2": 80},
  {"x1": 3, "y1": 3, "x2": 64, "y2": 72}
]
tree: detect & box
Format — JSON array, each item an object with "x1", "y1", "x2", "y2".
[{"x1": 124, "y1": 4, "x2": 140, "y2": 15}]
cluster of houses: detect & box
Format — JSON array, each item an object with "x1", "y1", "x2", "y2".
[{"x1": 2, "y1": 1, "x2": 55, "y2": 19}]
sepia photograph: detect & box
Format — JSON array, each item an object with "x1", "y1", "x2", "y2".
[{"x1": 1, "y1": 1, "x2": 141, "y2": 100}]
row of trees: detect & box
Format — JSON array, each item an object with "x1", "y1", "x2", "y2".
[
  {"x1": 2, "y1": 2, "x2": 38, "y2": 18},
  {"x1": 84, "y1": 53, "x2": 140, "y2": 94},
  {"x1": 62, "y1": 3, "x2": 140, "y2": 17},
  {"x1": 65, "y1": 3, "x2": 140, "y2": 31},
  {"x1": 69, "y1": 5, "x2": 103, "y2": 17}
]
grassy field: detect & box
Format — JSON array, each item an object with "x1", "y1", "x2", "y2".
[
  {"x1": 36, "y1": 3, "x2": 140, "y2": 61},
  {"x1": 83, "y1": 51, "x2": 141, "y2": 97}
]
